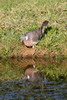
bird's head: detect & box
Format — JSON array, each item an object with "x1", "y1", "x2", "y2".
[{"x1": 20, "y1": 34, "x2": 28, "y2": 42}]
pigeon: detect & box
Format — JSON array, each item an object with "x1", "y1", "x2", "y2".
[{"x1": 20, "y1": 20, "x2": 49, "y2": 48}]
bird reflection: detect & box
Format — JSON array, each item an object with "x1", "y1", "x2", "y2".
[{"x1": 24, "y1": 64, "x2": 44, "y2": 82}]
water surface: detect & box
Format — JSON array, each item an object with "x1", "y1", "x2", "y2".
[{"x1": 0, "y1": 58, "x2": 67, "y2": 100}]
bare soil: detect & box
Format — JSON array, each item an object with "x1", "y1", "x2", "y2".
[
  {"x1": 0, "y1": 44, "x2": 66, "y2": 58},
  {"x1": 11, "y1": 46, "x2": 58, "y2": 58}
]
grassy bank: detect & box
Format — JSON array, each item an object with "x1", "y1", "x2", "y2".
[{"x1": 0, "y1": 0, "x2": 67, "y2": 58}]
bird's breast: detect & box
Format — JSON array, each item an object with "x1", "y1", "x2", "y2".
[{"x1": 23, "y1": 40, "x2": 37, "y2": 47}]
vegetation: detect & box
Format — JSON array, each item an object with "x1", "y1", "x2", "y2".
[{"x1": 0, "y1": 0, "x2": 67, "y2": 58}]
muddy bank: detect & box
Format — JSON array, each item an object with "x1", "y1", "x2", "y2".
[
  {"x1": 11, "y1": 46, "x2": 59, "y2": 58},
  {"x1": 0, "y1": 45, "x2": 67, "y2": 58}
]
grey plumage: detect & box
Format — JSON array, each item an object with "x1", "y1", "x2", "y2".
[{"x1": 20, "y1": 20, "x2": 49, "y2": 47}]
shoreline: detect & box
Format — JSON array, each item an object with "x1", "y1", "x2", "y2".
[{"x1": 0, "y1": 45, "x2": 67, "y2": 59}]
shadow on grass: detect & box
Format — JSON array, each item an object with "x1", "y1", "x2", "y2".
[{"x1": 44, "y1": 26, "x2": 52, "y2": 35}]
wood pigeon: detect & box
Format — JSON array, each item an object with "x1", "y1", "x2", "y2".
[{"x1": 20, "y1": 20, "x2": 49, "y2": 48}]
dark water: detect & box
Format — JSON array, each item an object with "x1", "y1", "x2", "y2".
[
  {"x1": 0, "y1": 58, "x2": 67, "y2": 100},
  {"x1": 0, "y1": 80, "x2": 67, "y2": 100}
]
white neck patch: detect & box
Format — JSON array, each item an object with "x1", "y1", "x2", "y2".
[{"x1": 26, "y1": 36, "x2": 28, "y2": 40}]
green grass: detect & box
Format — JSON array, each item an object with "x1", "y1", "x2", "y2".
[{"x1": 0, "y1": 0, "x2": 67, "y2": 58}]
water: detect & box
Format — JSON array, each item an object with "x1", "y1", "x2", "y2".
[
  {"x1": 0, "y1": 58, "x2": 67, "y2": 100},
  {"x1": 0, "y1": 80, "x2": 67, "y2": 100}
]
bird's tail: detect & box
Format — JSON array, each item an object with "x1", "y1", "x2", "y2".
[
  {"x1": 42, "y1": 20, "x2": 49, "y2": 26},
  {"x1": 41, "y1": 20, "x2": 49, "y2": 33}
]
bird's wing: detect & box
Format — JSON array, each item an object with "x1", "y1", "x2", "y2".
[
  {"x1": 26, "y1": 28, "x2": 42, "y2": 42},
  {"x1": 26, "y1": 31, "x2": 39, "y2": 42}
]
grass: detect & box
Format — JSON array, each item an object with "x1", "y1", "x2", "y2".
[{"x1": 0, "y1": 0, "x2": 67, "y2": 58}]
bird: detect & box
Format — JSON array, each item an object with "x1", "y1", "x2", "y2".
[{"x1": 20, "y1": 20, "x2": 49, "y2": 48}]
